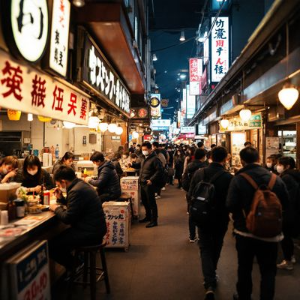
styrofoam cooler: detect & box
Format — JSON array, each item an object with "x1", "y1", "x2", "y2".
[
  {"x1": 103, "y1": 201, "x2": 131, "y2": 250},
  {"x1": 120, "y1": 176, "x2": 140, "y2": 218}
]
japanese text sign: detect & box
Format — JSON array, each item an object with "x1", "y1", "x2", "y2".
[
  {"x1": 6, "y1": 241, "x2": 51, "y2": 300},
  {"x1": 219, "y1": 114, "x2": 262, "y2": 132},
  {"x1": 49, "y1": 0, "x2": 71, "y2": 77},
  {"x1": 4, "y1": 0, "x2": 49, "y2": 63},
  {"x1": 150, "y1": 93, "x2": 161, "y2": 118},
  {"x1": 211, "y1": 17, "x2": 229, "y2": 82},
  {"x1": 189, "y1": 58, "x2": 202, "y2": 96},
  {"x1": 82, "y1": 36, "x2": 130, "y2": 116},
  {"x1": 186, "y1": 85, "x2": 196, "y2": 118},
  {"x1": 0, "y1": 50, "x2": 89, "y2": 125}
]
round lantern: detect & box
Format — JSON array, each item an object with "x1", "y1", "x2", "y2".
[
  {"x1": 278, "y1": 85, "x2": 299, "y2": 110},
  {"x1": 108, "y1": 123, "x2": 117, "y2": 133},
  {"x1": 132, "y1": 131, "x2": 139, "y2": 139},
  {"x1": 38, "y1": 116, "x2": 52, "y2": 122},
  {"x1": 7, "y1": 110, "x2": 21, "y2": 121},
  {"x1": 220, "y1": 119, "x2": 229, "y2": 129},
  {"x1": 99, "y1": 123, "x2": 108, "y2": 132},
  {"x1": 115, "y1": 126, "x2": 124, "y2": 135},
  {"x1": 239, "y1": 109, "x2": 252, "y2": 121}
]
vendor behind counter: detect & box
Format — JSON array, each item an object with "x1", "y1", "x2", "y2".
[{"x1": 14, "y1": 155, "x2": 54, "y2": 192}]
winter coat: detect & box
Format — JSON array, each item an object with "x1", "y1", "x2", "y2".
[
  {"x1": 174, "y1": 156, "x2": 184, "y2": 179},
  {"x1": 226, "y1": 163, "x2": 289, "y2": 236},
  {"x1": 52, "y1": 160, "x2": 75, "y2": 175},
  {"x1": 55, "y1": 178, "x2": 106, "y2": 239},
  {"x1": 188, "y1": 162, "x2": 233, "y2": 228},
  {"x1": 88, "y1": 161, "x2": 121, "y2": 200},
  {"x1": 111, "y1": 158, "x2": 124, "y2": 178},
  {"x1": 132, "y1": 152, "x2": 163, "y2": 187}
]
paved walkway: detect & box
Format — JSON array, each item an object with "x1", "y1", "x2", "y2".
[{"x1": 52, "y1": 184, "x2": 300, "y2": 300}]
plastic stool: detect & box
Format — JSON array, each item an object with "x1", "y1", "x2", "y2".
[{"x1": 72, "y1": 241, "x2": 110, "y2": 300}]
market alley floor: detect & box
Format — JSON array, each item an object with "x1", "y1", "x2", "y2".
[{"x1": 52, "y1": 184, "x2": 300, "y2": 300}]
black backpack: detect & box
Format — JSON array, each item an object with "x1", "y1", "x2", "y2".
[
  {"x1": 190, "y1": 168, "x2": 226, "y2": 227},
  {"x1": 182, "y1": 170, "x2": 193, "y2": 192}
]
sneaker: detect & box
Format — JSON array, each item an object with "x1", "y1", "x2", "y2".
[
  {"x1": 189, "y1": 238, "x2": 198, "y2": 243},
  {"x1": 291, "y1": 255, "x2": 296, "y2": 264},
  {"x1": 205, "y1": 290, "x2": 215, "y2": 300},
  {"x1": 277, "y1": 260, "x2": 293, "y2": 270},
  {"x1": 162, "y1": 187, "x2": 166, "y2": 191}
]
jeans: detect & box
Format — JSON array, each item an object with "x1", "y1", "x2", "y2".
[
  {"x1": 49, "y1": 228, "x2": 105, "y2": 270},
  {"x1": 140, "y1": 184, "x2": 158, "y2": 221},
  {"x1": 198, "y1": 225, "x2": 228, "y2": 290},
  {"x1": 235, "y1": 235, "x2": 278, "y2": 300}
]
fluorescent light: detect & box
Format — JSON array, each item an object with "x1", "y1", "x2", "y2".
[
  {"x1": 153, "y1": 53, "x2": 158, "y2": 61},
  {"x1": 180, "y1": 30, "x2": 185, "y2": 41},
  {"x1": 27, "y1": 113, "x2": 33, "y2": 122}
]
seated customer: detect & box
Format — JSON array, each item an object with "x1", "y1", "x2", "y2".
[
  {"x1": 0, "y1": 156, "x2": 19, "y2": 183},
  {"x1": 88, "y1": 152, "x2": 121, "y2": 202},
  {"x1": 49, "y1": 166, "x2": 107, "y2": 271},
  {"x1": 52, "y1": 151, "x2": 75, "y2": 175},
  {"x1": 111, "y1": 153, "x2": 124, "y2": 178},
  {"x1": 15, "y1": 155, "x2": 54, "y2": 192}
]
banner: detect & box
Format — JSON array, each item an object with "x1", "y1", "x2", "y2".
[{"x1": 189, "y1": 58, "x2": 203, "y2": 95}]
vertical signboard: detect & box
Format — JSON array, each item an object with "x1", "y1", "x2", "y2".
[
  {"x1": 49, "y1": 0, "x2": 71, "y2": 77},
  {"x1": 204, "y1": 38, "x2": 209, "y2": 65},
  {"x1": 186, "y1": 85, "x2": 196, "y2": 119},
  {"x1": 182, "y1": 88, "x2": 187, "y2": 118},
  {"x1": 211, "y1": 17, "x2": 229, "y2": 82},
  {"x1": 189, "y1": 58, "x2": 203, "y2": 95},
  {"x1": 150, "y1": 93, "x2": 161, "y2": 118}
]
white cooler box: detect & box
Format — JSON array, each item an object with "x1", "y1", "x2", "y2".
[
  {"x1": 120, "y1": 176, "x2": 140, "y2": 218},
  {"x1": 103, "y1": 201, "x2": 131, "y2": 250}
]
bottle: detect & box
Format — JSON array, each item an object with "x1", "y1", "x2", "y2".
[
  {"x1": 7, "y1": 200, "x2": 16, "y2": 221},
  {"x1": 40, "y1": 184, "x2": 45, "y2": 205},
  {"x1": 55, "y1": 144, "x2": 59, "y2": 160}
]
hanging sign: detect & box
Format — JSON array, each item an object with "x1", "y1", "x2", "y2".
[
  {"x1": 161, "y1": 99, "x2": 169, "y2": 107},
  {"x1": 181, "y1": 126, "x2": 195, "y2": 134},
  {"x1": 0, "y1": 50, "x2": 89, "y2": 125},
  {"x1": 220, "y1": 114, "x2": 262, "y2": 132},
  {"x1": 2, "y1": 0, "x2": 49, "y2": 63},
  {"x1": 150, "y1": 93, "x2": 161, "y2": 118},
  {"x1": 211, "y1": 17, "x2": 229, "y2": 82},
  {"x1": 81, "y1": 35, "x2": 130, "y2": 116},
  {"x1": 189, "y1": 58, "x2": 203, "y2": 96},
  {"x1": 150, "y1": 96, "x2": 160, "y2": 107},
  {"x1": 186, "y1": 85, "x2": 196, "y2": 118},
  {"x1": 49, "y1": 0, "x2": 71, "y2": 77}
]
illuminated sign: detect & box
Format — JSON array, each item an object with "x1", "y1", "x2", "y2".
[
  {"x1": 211, "y1": 17, "x2": 229, "y2": 82},
  {"x1": 186, "y1": 85, "x2": 196, "y2": 119},
  {"x1": 151, "y1": 119, "x2": 170, "y2": 131},
  {"x1": 211, "y1": 0, "x2": 230, "y2": 11},
  {"x1": 49, "y1": 0, "x2": 71, "y2": 77},
  {"x1": 189, "y1": 58, "x2": 203, "y2": 96},
  {"x1": 3, "y1": 0, "x2": 49, "y2": 62},
  {"x1": 150, "y1": 93, "x2": 161, "y2": 118},
  {"x1": 181, "y1": 126, "x2": 195, "y2": 134}
]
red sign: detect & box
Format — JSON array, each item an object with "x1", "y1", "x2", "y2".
[
  {"x1": 143, "y1": 135, "x2": 152, "y2": 141},
  {"x1": 189, "y1": 58, "x2": 203, "y2": 96}
]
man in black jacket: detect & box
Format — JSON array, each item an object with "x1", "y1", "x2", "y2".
[
  {"x1": 88, "y1": 151, "x2": 121, "y2": 202},
  {"x1": 188, "y1": 147, "x2": 233, "y2": 300},
  {"x1": 49, "y1": 166, "x2": 107, "y2": 271},
  {"x1": 226, "y1": 147, "x2": 289, "y2": 300},
  {"x1": 131, "y1": 142, "x2": 163, "y2": 228}
]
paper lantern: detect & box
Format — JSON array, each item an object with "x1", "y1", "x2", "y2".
[
  {"x1": 7, "y1": 110, "x2": 21, "y2": 121},
  {"x1": 99, "y1": 123, "x2": 108, "y2": 132},
  {"x1": 88, "y1": 116, "x2": 100, "y2": 129},
  {"x1": 38, "y1": 116, "x2": 52, "y2": 122},
  {"x1": 239, "y1": 109, "x2": 251, "y2": 121},
  {"x1": 115, "y1": 126, "x2": 124, "y2": 135},
  {"x1": 108, "y1": 123, "x2": 117, "y2": 133},
  {"x1": 132, "y1": 131, "x2": 139, "y2": 139},
  {"x1": 278, "y1": 85, "x2": 299, "y2": 110},
  {"x1": 220, "y1": 119, "x2": 229, "y2": 129}
]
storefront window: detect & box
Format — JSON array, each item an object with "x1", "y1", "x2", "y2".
[{"x1": 278, "y1": 130, "x2": 297, "y2": 163}]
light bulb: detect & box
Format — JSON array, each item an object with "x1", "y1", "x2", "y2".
[
  {"x1": 278, "y1": 85, "x2": 299, "y2": 110},
  {"x1": 73, "y1": 0, "x2": 85, "y2": 7},
  {"x1": 239, "y1": 109, "x2": 252, "y2": 121},
  {"x1": 132, "y1": 131, "x2": 139, "y2": 139},
  {"x1": 108, "y1": 123, "x2": 117, "y2": 133},
  {"x1": 27, "y1": 114, "x2": 33, "y2": 122}
]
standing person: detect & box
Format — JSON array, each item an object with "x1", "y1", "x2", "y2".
[
  {"x1": 167, "y1": 145, "x2": 174, "y2": 185},
  {"x1": 52, "y1": 152, "x2": 75, "y2": 175},
  {"x1": 265, "y1": 156, "x2": 277, "y2": 173},
  {"x1": 276, "y1": 157, "x2": 300, "y2": 270},
  {"x1": 88, "y1": 152, "x2": 121, "y2": 203},
  {"x1": 174, "y1": 149, "x2": 185, "y2": 189},
  {"x1": 130, "y1": 142, "x2": 163, "y2": 228},
  {"x1": 135, "y1": 144, "x2": 142, "y2": 158},
  {"x1": 0, "y1": 156, "x2": 19, "y2": 183},
  {"x1": 183, "y1": 148, "x2": 208, "y2": 242},
  {"x1": 129, "y1": 143, "x2": 136, "y2": 154},
  {"x1": 197, "y1": 141, "x2": 205, "y2": 149},
  {"x1": 49, "y1": 166, "x2": 107, "y2": 272},
  {"x1": 183, "y1": 146, "x2": 196, "y2": 173},
  {"x1": 188, "y1": 147, "x2": 233, "y2": 299},
  {"x1": 226, "y1": 147, "x2": 289, "y2": 300}
]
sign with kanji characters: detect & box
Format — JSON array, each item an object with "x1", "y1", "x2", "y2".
[
  {"x1": 81, "y1": 35, "x2": 130, "y2": 116},
  {"x1": 49, "y1": 0, "x2": 71, "y2": 77},
  {"x1": 6, "y1": 240, "x2": 51, "y2": 300},
  {"x1": 203, "y1": 38, "x2": 209, "y2": 65},
  {"x1": 0, "y1": 50, "x2": 89, "y2": 125},
  {"x1": 181, "y1": 126, "x2": 195, "y2": 134},
  {"x1": 3, "y1": 0, "x2": 49, "y2": 63},
  {"x1": 189, "y1": 58, "x2": 202, "y2": 96},
  {"x1": 186, "y1": 85, "x2": 196, "y2": 118},
  {"x1": 151, "y1": 119, "x2": 170, "y2": 131},
  {"x1": 150, "y1": 93, "x2": 161, "y2": 118},
  {"x1": 211, "y1": 17, "x2": 229, "y2": 82},
  {"x1": 219, "y1": 113, "x2": 262, "y2": 132}
]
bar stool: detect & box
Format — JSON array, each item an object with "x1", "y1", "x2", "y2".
[
  {"x1": 71, "y1": 240, "x2": 110, "y2": 300},
  {"x1": 118, "y1": 192, "x2": 134, "y2": 220}
]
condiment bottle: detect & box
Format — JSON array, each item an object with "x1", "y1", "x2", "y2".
[{"x1": 7, "y1": 200, "x2": 16, "y2": 221}]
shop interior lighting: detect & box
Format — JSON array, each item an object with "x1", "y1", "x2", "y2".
[
  {"x1": 220, "y1": 119, "x2": 229, "y2": 129},
  {"x1": 88, "y1": 110, "x2": 100, "y2": 129},
  {"x1": 152, "y1": 53, "x2": 158, "y2": 61},
  {"x1": 72, "y1": 0, "x2": 85, "y2": 7},
  {"x1": 115, "y1": 126, "x2": 124, "y2": 135},
  {"x1": 239, "y1": 108, "x2": 252, "y2": 121},
  {"x1": 63, "y1": 121, "x2": 76, "y2": 129},
  {"x1": 108, "y1": 123, "x2": 117, "y2": 133},
  {"x1": 132, "y1": 131, "x2": 139, "y2": 139},
  {"x1": 99, "y1": 122, "x2": 108, "y2": 132},
  {"x1": 27, "y1": 113, "x2": 33, "y2": 122},
  {"x1": 278, "y1": 83, "x2": 299, "y2": 110},
  {"x1": 179, "y1": 30, "x2": 185, "y2": 41}
]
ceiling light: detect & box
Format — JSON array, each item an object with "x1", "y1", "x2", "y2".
[
  {"x1": 115, "y1": 126, "x2": 124, "y2": 135},
  {"x1": 27, "y1": 113, "x2": 33, "y2": 122},
  {"x1": 220, "y1": 119, "x2": 229, "y2": 129},
  {"x1": 153, "y1": 53, "x2": 158, "y2": 61},
  {"x1": 99, "y1": 123, "x2": 108, "y2": 132},
  {"x1": 63, "y1": 121, "x2": 76, "y2": 129},
  {"x1": 108, "y1": 123, "x2": 117, "y2": 133},
  {"x1": 73, "y1": 0, "x2": 85, "y2": 7},
  {"x1": 278, "y1": 84, "x2": 299, "y2": 110},
  {"x1": 132, "y1": 131, "x2": 139, "y2": 139},
  {"x1": 239, "y1": 108, "x2": 252, "y2": 121},
  {"x1": 179, "y1": 30, "x2": 185, "y2": 42}
]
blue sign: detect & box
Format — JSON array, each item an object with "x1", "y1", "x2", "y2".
[{"x1": 211, "y1": 0, "x2": 231, "y2": 11}]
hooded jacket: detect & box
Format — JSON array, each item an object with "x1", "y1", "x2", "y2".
[{"x1": 89, "y1": 160, "x2": 121, "y2": 199}]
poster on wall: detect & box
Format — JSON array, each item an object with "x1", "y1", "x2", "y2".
[{"x1": 266, "y1": 137, "x2": 280, "y2": 158}]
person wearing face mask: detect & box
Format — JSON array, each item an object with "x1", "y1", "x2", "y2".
[
  {"x1": 52, "y1": 152, "x2": 75, "y2": 175},
  {"x1": 173, "y1": 149, "x2": 185, "y2": 189},
  {"x1": 129, "y1": 142, "x2": 163, "y2": 228},
  {"x1": 265, "y1": 156, "x2": 276, "y2": 173},
  {"x1": 49, "y1": 166, "x2": 106, "y2": 273},
  {"x1": 134, "y1": 144, "x2": 142, "y2": 158},
  {"x1": 0, "y1": 156, "x2": 19, "y2": 183},
  {"x1": 15, "y1": 155, "x2": 54, "y2": 192},
  {"x1": 88, "y1": 151, "x2": 121, "y2": 203},
  {"x1": 276, "y1": 157, "x2": 300, "y2": 270}
]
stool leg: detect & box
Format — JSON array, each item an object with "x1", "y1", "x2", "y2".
[
  {"x1": 90, "y1": 251, "x2": 96, "y2": 300},
  {"x1": 100, "y1": 248, "x2": 111, "y2": 294}
]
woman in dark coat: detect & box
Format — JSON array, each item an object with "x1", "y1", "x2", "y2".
[
  {"x1": 173, "y1": 149, "x2": 185, "y2": 189},
  {"x1": 276, "y1": 156, "x2": 300, "y2": 270}
]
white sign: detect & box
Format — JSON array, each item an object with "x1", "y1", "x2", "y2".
[
  {"x1": 0, "y1": 50, "x2": 89, "y2": 125},
  {"x1": 181, "y1": 126, "x2": 195, "y2": 134},
  {"x1": 10, "y1": 0, "x2": 49, "y2": 62},
  {"x1": 211, "y1": 17, "x2": 229, "y2": 82},
  {"x1": 204, "y1": 38, "x2": 209, "y2": 65},
  {"x1": 150, "y1": 93, "x2": 161, "y2": 118},
  {"x1": 49, "y1": 0, "x2": 71, "y2": 77},
  {"x1": 151, "y1": 119, "x2": 171, "y2": 127},
  {"x1": 189, "y1": 58, "x2": 203, "y2": 96},
  {"x1": 186, "y1": 85, "x2": 196, "y2": 119}
]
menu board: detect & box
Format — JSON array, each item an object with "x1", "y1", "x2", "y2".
[{"x1": 266, "y1": 137, "x2": 280, "y2": 159}]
